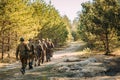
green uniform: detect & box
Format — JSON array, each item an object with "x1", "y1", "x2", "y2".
[
  {"x1": 27, "y1": 41, "x2": 35, "y2": 69},
  {"x1": 16, "y1": 42, "x2": 29, "y2": 75},
  {"x1": 46, "y1": 40, "x2": 54, "y2": 62}
]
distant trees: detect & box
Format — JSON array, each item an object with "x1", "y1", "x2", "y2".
[
  {"x1": 71, "y1": 19, "x2": 80, "y2": 41},
  {"x1": 78, "y1": 0, "x2": 120, "y2": 55},
  {"x1": 31, "y1": 1, "x2": 69, "y2": 46},
  {"x1": 0, "y1": 0, "x2": 70, "y2": 59},
  {"x1": 62, "y1": 15, "x2": 73, "y2": 42}
]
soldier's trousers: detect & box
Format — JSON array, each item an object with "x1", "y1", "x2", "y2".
[
  {"x1": 20, "y1": 55, "x2": 28, "y2": 69},
  {"x1": 42, "y1": 50, "x2": 45, "y2": 63},
  {"x1": 28, "y1": 53, "x2": 35, "y2": 69},
  {"x1": 46, "y1": 49, "x2": 51, "y2": 62}
]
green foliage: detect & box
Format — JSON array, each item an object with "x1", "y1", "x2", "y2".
[
  {"x1": 71, "y1": 31, "x2": 80, "y2": 41},
  {"x1": 0, "y1": 0, "x2": 70, "y2": 59},
  {"x1": 62, "y1": 15, "x2": 72, "y2": 41},
  {"x1": 70, "y1": 18, "x2": 80, "y2": 41},
  {"x1": 78, "y1": 0, "x2": 120, "y2": 54},
  {"x1": 31, "y1": 1, "x2": 69, "y2": 46}
]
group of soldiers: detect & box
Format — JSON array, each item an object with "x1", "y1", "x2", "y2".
[{"x1": 16, "y1": 37, "x2": 54, "y2": 75}]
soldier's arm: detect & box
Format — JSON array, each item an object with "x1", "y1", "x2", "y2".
[
  {"x1": 39, "y1": 45, "x2": 43, "y2": 51},
  {"x1": 41, "y1": 45, "x2": 44, "y2": 51},
  {"x1": 16, "y1": 45, "x2": 19, "y2": 60},
  {"x1": 30, "y1": 44, "x2": 35, "y2": 54},
  {"x1": 45, "y1": 43, "x2": 48, "y2": 49},
  {"x1": 51, "y1": 42, "x2": 55, "y2": 48},
  {"x1": 31, "y1": 45, "x2": 34, "y2": 51}
]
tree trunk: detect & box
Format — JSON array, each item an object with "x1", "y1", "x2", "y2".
[
  {"x1": 105, "y1": 32, "x2": 110, "y2": 55},
  {"x1": 102, "y1": 41, "x2": 106, "y2": 50},
  {"x1": 7, "y1": 31, "x2": 10, "y2": 58},
  {"x1": 1, "y1": 32, "x2": 4, "y2": 59}
]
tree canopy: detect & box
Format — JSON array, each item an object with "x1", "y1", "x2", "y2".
[
  {"x1": 0, "y1": 0, "x2": 71, "y2": 59},
  {"x1": 78, "y1": 0, "x2": 120, "y2": 55}
]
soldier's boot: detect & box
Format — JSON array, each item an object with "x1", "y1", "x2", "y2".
[
  {"x1": 38, "y1": 61, "x2": 40, "y2": 66},
  {"x1": 48, "y1": 55, "x2": 51, "y2": 61},
  {"x1": 48, "y1": 56, "x2": 51, "y2": 62},
  {"x1": 38, "y1": 59, "x2": 40, "y2": 66},
  {"x1": 20, "y1": 67, "x2": 25, "y2": 75},
  {"x1": 46, "y1": 55, "x2": 49, "y2": 62},
  {"x1": 38, "y1": 63, "x2": 40, "y2": 66},
  {"x1": 29, "y1": 62, "x2": 33, "y2": 69}
]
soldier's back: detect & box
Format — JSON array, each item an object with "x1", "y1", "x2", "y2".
[{"x1": 17, "y1": 42, "x2": 29, "y2": 59}]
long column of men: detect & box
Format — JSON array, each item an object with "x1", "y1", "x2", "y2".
[{"x1": 16, "y1": 37, "x2": 54, "y2": 75}]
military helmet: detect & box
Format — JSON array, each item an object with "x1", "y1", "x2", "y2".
[
  {"x1": 42, "y1": 38, "x2": 45, "y2": 41},
  {"x1": 20, "y1": 37, "x2": 24, "y2": 42}
]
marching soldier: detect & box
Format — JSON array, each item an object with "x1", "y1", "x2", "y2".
[
  {"x1": 46, "y1": 38, "x2": 54, "y2": 62},
  {"x1": 16, "y1": 37, "x2": 30, "y2": 75},
  {"x1": 49, "y1": 39, "x2": 54, "y2": 57},
  {"x1": 41, "y1": 38, "x2": 48, "y2": 63},
  {"x1": 27, "y1": 38, "x2": 35, "y2": 69},
  {"x1": 34, "y1": 40, "x2": 43, "y2": 66}
]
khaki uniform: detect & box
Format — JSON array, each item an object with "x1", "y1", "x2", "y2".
[
  {"x1": 16, "y1": 42, "x2": 29, "y2": 74},
  {"x1": 27, "y1": 41, "x2": 35, "y2": 69},
  {"x1": 42, "y1": 41, "x2": 48, "y2": 63},
  {"x1": 46, "y1": 41, "x2": 54, "y2": 62},
  {"x1": 34, "y1": 41, "x2": 43, "y2": 66}
]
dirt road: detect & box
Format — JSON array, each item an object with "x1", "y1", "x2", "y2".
[
  {"x1": 0, "y1": 41, "x2": 120, "y2": 80},
  {"x1": 0, "y1": 41, "x2": 83, "y2": 80}
]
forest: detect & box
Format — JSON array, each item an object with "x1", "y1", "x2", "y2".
[
  {"x1": 77, "y1": 0, "x2": 120, "y2": 55},
  {"x1": 0, "y1": 0, "x2": 72, "y2": 59},
  {"x1": 0, "y1": 0, "x2": 120, "y2": 80}
]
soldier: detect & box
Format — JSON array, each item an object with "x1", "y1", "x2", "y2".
[
  {"x1": 41, "y1": 38, "x2": 48, "y2": 63},
  {"x1": 16, "y1": 37, "x2": 30, "y2": 75},
  {"x1": 34, "y1": 39, "x2": 43, "y2": 66},
  {"x1": 27, "y1": 38, "x2": 35, "y2": 69},
  {"x1": 46, "y1": 38, "x2": 54, "y2": 62},
  {"x1": 49, "y1": 39, "x2": 54, "y2": 57}
]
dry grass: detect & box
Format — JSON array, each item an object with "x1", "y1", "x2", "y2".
[
  {"x1": 0, "y1": 50, "x2": 16, "y2": 63},
  {"x1": 111, "y1": 46, "x2": 120, "y2": 56},
  {"x1": 0, "y1": 53, "x2": 16, "y2": 68},
  {"x1": 78, "y1": 43, "x2": 120, "y2": 58}
]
